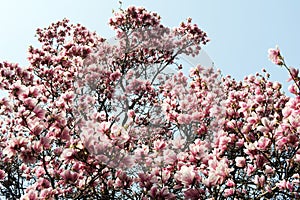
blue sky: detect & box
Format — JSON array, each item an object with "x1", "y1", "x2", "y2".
[{"x1": 1, "y1": 0, "x2": 299, "y2": 93}]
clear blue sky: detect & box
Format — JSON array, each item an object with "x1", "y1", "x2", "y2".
[{"x1": 1, "y1": 0, "x2": 299, "y2": 92}]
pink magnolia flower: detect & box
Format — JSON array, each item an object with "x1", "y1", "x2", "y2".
[
  {"x1": 61, "y1": 148, "x2": 76, "y2": 161},
  {"x1": 276, "y1": 136, "x2": 288, "y2": 149},
  {"x1": 30, "y1": 123, "x2": 44, "y2": 136},
  {"x1": 40, "y1": 136, "x2": 51, "y2": 149},
  {"x1": 177, "y1": 114, "x2": 192, "y2": 124},
  {"x1": 204, "y1": 157, "x2": 231, "y2": 187},
  {"x1": 247, "y1": 116, "x2": 258, "y2": 125},
  {"x1": 282, "y1": 107, "x2": 292, "y2": 118},
  {"x1": 19, "y1": 149, "x2": 36, "y2": 163},
  {"x1": 171, "y1": 137, "x2": 186, "y2": 149},
  {"x1": 189, "y1": 141, "x2": 207, "y2": 161},
  {"x1": 40, "y1": 188, "x2": 53, "y2": 199},
  {"x1": 226, "y1": 179, "x2": 236, "y2": 187},
  {"x1": 163, "y1": 149, "x2": 177, "y2": 165},
  {"x1": 127, "y1": 109, "x2": 135, "y2": 118},
  {"x1": 174, "y1": 165, "x2": 196, "y2": 187},
  {"x1": 3, "y1": 136, "x2": 28, "y2": 158},
  {"x1": 288, "y1": 84, "x2": 298, "y2": 95},
  {"x1": 149, "y1": 186, "x2": 176, "y2": 199},
  {"x1": 33, "y1": 106, "x2": 46, "y2": 119},
  {"x1": 268, "y1": 45, "x2": 283, "y2": 65},
  {"x1": 247, "y1": 164, "x2": 256, "y2": 176},
  {"x1": 235, "y1": 157, "x2": 246, "y2": 168},
  {"x1": 287, "y1": 67, "x2": 300, "y2": 83},
  {"x1": 295, "y1": 151, "x2": 300, "y2": 162},
  {"x1": 24, "y1": 97, "x2": 38, "y2": 110},
  {"x1": 0, "y1": 169, "x2": 6, "y2": 180},
  {"x1": 109, "y1": 71, "x2": 122, "y2": 81},
  {"x1": 276, "y1": 179, "x2": 293, "y2": 191},
  {"x1": 20, "y1": 190, "x2": 38, "y2": 200},
  {"x1": 255, "y1": 137, "x2": 271, "y2": 151},
  {"x1": 36, "y1": 178, "x2": 51, "y2": 190},
  {"x1": 60, "y1": 169, "x2": 78, "y2": 183},
  {"x1": 161, "y1": 168, "x2": 171, "y2": 183},
  {"x1": 34, "y1": 166, "x2": 46, "y2": 177},
  {"x1": 255, "y1": 154, "x2": 267, "y2": 169},
  {"x1": 184, "y1": 188, "x2": 204, "y2": 199},
  {"x1": 153, "y1": 140, "x2": 166, "y2": 151},
  {"x1": 223, "y1": 188, "x2": 235, "y2": 197},
  {"x1": 265, "y1": 165, "x2": 274, "y2": 175},
  {"x1": 253, "y1": 175, "x2": 265, "y2": 188},
  {"x1": 98, "y1": 121, "x2": 111, "y2": 134},
  {"x1": 11, "y1": 80, "x2": 27, "y2": 98}
]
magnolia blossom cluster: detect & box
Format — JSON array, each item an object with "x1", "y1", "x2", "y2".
[
  {"x1": 0, "y1": 6, "x2": 300, "y2": 200},
  {"x1": 268, "y1": 46, "x2": 300, "y2": 95},
  {"x1": 268, "y1": 46, "x2": 283, "y2": 66}
]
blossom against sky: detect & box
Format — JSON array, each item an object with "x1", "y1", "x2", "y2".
[{"x1": 1, "y1": 0, "x2": 299, "y2": 92}]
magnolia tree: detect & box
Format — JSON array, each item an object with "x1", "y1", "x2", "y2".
[{"x1": 0, "y1": 6, "x2": 300, "y2": 200}]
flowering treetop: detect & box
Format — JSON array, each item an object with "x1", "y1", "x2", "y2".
[{"x1": 0, "y1": 6, "x2": 300, "y2": 200}]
